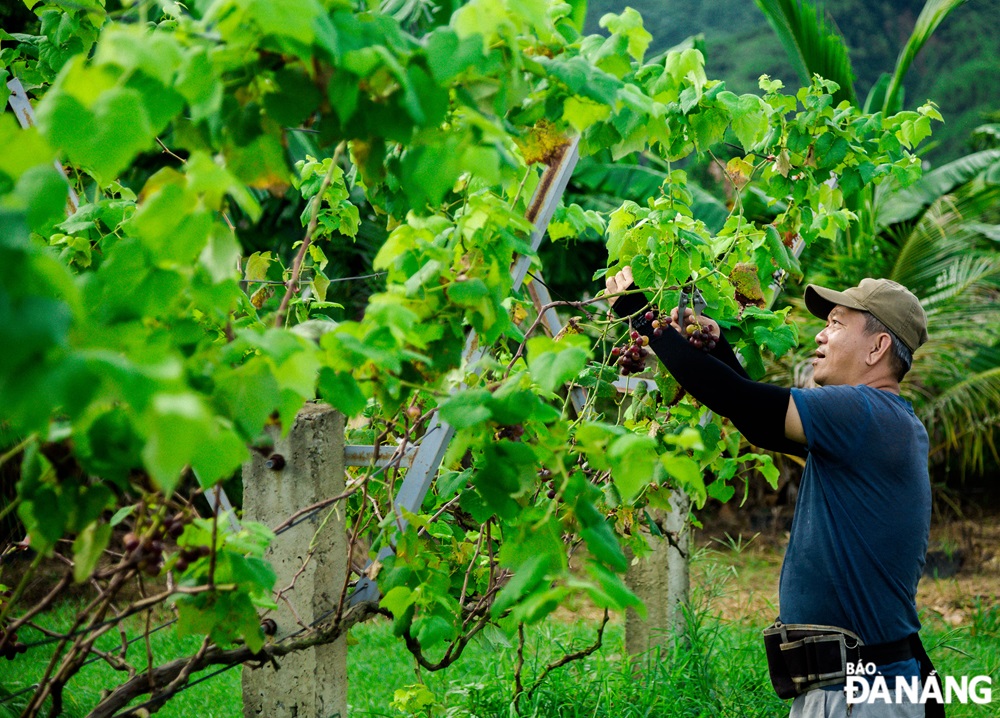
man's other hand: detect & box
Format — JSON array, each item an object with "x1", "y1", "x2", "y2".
[
  {"x1": 604, "y1": 266, "x2": 634, "y2": 307},
  {"x1": 668, "y1": 307, "x2": 720, "y2": 349}
]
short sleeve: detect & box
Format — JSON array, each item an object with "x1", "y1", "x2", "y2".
[{"x1": 790, "y1": 386, "x2": 877, "y2": 458}]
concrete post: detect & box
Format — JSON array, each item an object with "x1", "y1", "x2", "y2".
[
  {"x1": 625, "y1": 491, "x2": 691, "y2": 656},
  {"x1": 242, "y1": 403, "x2": 348, "y2": 718}
]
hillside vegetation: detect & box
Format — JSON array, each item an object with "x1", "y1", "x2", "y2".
[{"x1": 587, "y1": 0, "x2": 999, "y2": 163}]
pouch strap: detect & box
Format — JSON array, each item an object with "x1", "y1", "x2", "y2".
[
  {"x1": 859, "y1": 636, "x2": 913, "y2": 666},
  {"x1": 909, "y1": 634, "x2": 945, "y2": 718}
]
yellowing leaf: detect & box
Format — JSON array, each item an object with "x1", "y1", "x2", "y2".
[
  {"x1": 244, "y1": 251, "x2": 274, "y2": 282},
  {"x1": 562, "y1": 96, "x2": 611, "y2": 133}
]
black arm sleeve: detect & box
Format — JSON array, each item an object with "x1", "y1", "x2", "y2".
[
  {"x1": 647, "y1": 325, "x2": 806, "y2": 456},
  {"x1": 705, "y1": 331, "x2": 751, "y2": 381},
  {"x1": 611, "y1": 286, "x2": 750, "y2": 380}
]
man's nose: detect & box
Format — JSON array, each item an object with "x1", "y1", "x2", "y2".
[{"x1": 815, "y1": 327, "x2": 828, "y2": 344}]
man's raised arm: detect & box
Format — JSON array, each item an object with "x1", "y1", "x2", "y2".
[{"x1": 605, "y1": 268, "x2": 806, "y2": 454}]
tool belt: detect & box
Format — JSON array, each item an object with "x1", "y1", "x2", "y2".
[
  {"x1": 763, "y1": 621, "x2": 944, "y2": 716},
  {"x1": 763, "y1": 620, "x2": 866, "y2": 698}
]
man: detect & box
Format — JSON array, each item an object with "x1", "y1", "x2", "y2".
[{"x1": 606, "y1": 267, "x2": 940, "y2": 718}]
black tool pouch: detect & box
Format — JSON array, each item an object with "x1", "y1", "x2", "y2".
[{"x1": 762, "y1": 620, "x2": 863, "y2": 699}]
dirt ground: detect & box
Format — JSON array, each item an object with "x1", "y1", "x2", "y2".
[{"x1": 691, "y1": 514, "x2": 1000, "y2": 627}]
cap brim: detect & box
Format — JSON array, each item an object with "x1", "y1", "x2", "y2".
[{"x1": 804, "y1": 284, "x2": 866, "y2": 320}]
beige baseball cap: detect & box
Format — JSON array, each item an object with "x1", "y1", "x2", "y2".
[{"x1": 804, "y1": 278, "x2": 929, "y2": 352}]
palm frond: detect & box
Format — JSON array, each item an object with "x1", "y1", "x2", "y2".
[
  {"x1": 922, "y1": 367, "x2": 1000, "y2": 470},
  {"x1": 890, "y1": 189, "x2": 1000, "y2": 291},
  {"x1": 862, "y1": 73, "x2": 892, "y2": 114},
  {"x1": 921, "y1": 255, "x2": 1000, "y2": 310},
  {"x1": 882, "y1": 0, "x2": 967, "y2": 114},
  {"x1": 752, "y1": 0, "x2": 857, "y2": 106},
  {"x1": 966, "y1": 222, "x2": 1000, "y2": 243},
  {"x1": 876, "y1": 149, "x2": 1000, "y2": 230},
  {"x1": 971, "y1": 123, "x2": 1000, "y2": 150}
]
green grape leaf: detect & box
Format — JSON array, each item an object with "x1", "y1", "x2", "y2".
[
  {"x1": 707, "y1": 479, "x2": 736, "y2": 503},
  {"x1": 526, "y1": 335, "x2": 590, "y2": 394},
  {"x1": 414, "y1": 615, "x2": 455, "y2": 649},
  {"x1": 213, "y1": 360, "x2": 282, "y2": 438},
  {"x1": 535, "y1": 56, "x2": 622, "y2": 106},
  {"x1": 752, "y1": 320, "x2": 797, "y2": 357},
  {"x1": 439, "y1": 389, "x2": 493, "y2": 429},
  {"x1": 142, "y1": 393, "x2": 247, "y2": 494},
  {"x1": 0, "y1": 116, "x2": 56, "y2": 181},
  {"x1": 743, "y1": 452, "x2": 780, "y2": 489},
  {"x1": 607, "y1": 433, "x2": 657, "y2": 503},
  {"x1": 563, "y1": 96, "x2": 612, "y2": 133},
  {"x1": 661, "y1": 453, "x2": 706, "y2": 508},
  {"x1": 599, "y1": 8, "x2": 652, "y2": 63},
  {"x1": 317, "y1": 367, "x2": 367, "y2": 416},
  {"x1": 585, "y1": 562, "x2": 643, "y2": 614},
  {"x1": 424, "y1": 28, "x2": 487, "y2": 84},
  {"x1": 380, "y1": 585, "x2": 415, "y2": 617},
  {"x1": 72, "y1": 522, "x2": 112, "y2": 583},
  {"x1": 15, "y1": 165, "x2": 70, "y2": 235},
  {"x1": 200, "y1": 225, "x2": 242, "y2": 283},
  {"x1": 491, "y1": 553, "x2": 550, "y2": 618},
  {"x1": 716, "y1": 91, "x2": 770, "y2": 151},
  {"x1": 37, "y1": 61, "x2": 159, "y2": 184},
  {"x1": 575, "y1": 498, "x2": 627, "y2": 571}
]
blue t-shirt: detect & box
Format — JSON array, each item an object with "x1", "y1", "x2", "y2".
[{"x1": 780, "y1": 385, "x2": 930, "y2": 647}]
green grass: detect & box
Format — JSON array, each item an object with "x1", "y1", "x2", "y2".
[
  {"x1": 0, "y1": 605, "x2": 241, "y2": 718},
  {"x1": 2, "y1": 551, "x2": 998, "y2": 717},
  {"x1": 347, "y1": 612, "x2": 788, "y2": 717}
]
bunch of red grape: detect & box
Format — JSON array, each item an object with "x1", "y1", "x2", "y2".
[
  {"x1": 123, "y1": 513, "x2": 190, "y2": 577},
  {"x1": 683, "y1": 321, "x2": 717, "y2": 351},
  {"x1": 0, "y1": 632, "x2": 27, "y2": 660},
  {"x1": 538, "y1": 468, "x2": 556, "y2": 499},
  {"x1": 174, "y1": 543, "x2": 211, "y2": 573},
  {"x1": 612, "y1": 328, "x2": 651, "y2": 376},
  {"x1": 0, "y1": 591, "x2": 28, "y2": 661},
  {"x1": 496, "y1": 424, "x2": 525, "y2": 441},
  {"x1": 0, "y1": 591, "x2": 27, "y2": 660}
]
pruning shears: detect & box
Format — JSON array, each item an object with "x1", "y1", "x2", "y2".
[{"x1": 677, "y1": 286, "x2": 707, "y2": 331}]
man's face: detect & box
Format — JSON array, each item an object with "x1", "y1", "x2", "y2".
[{"x1": 812, "y1": 306, "x2": 871, "y2": 386}]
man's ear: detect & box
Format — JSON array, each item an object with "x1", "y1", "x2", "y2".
[{"x1": 867, "y1": 333, "x2": 893, "y2": 366}]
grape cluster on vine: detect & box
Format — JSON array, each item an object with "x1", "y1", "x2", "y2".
[
  {"x1": 496, "y1": 424, "x2": 525, "y2": 441},
  {"x1": 174, "y1": 544, "x2": 211, "y2": 574},
  {"x1": 538, "y1": 468, "x2": 556, "y2": 499},
  {"x1": 123, "y1": 513, "x2": 192, "y2": 577},
  {"x1": 0, "y1": 590, "x2": 27, "y2": 660},
  {"x1": 613, "y1": 310, "x2": 661, "y2": 375},
  {"x1": 683, "y1": 321, "x2": 717, "y2": 351}
]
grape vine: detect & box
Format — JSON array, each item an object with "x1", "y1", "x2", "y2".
[{"x1": 0, "y1": 0, "x2": 937, "y2": 712}]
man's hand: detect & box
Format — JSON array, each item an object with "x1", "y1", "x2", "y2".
[
  {"x1": 668, "y1": 307, "x2": 720, "y2": 350},
  {"x1": 604, "y1": 266, "x2": 634, "y2": 307}
]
